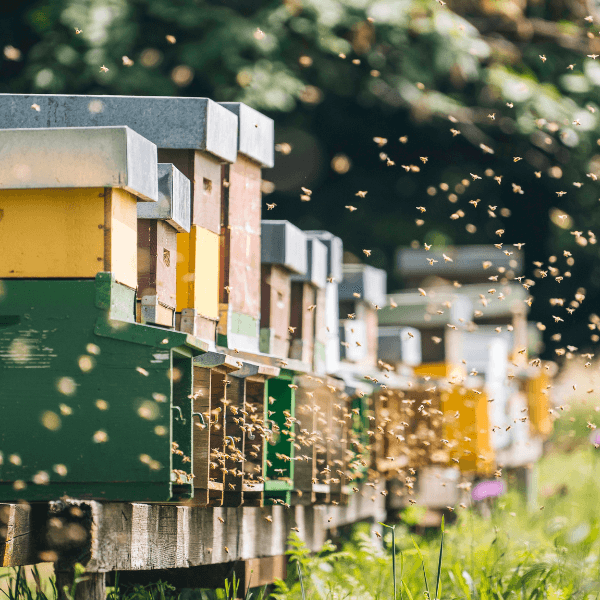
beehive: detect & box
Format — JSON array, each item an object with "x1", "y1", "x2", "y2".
[
  {"x1": 339, "y1": 264, "x2": 387, "y2": 369},
  {"x1": 526, "y1": 372, "x2": 553, "y2": 437},
  {"x1": 0, "y1": 126, "x2": 156, "y2": 286},
  {"x1": 137, "y1": 163, "x2": 191, "y2": 327},
  {"x1": 304, "y1": 231, "x2": 343, "y2": 374},
  {"x1": 190, "y1": 352, "x2": 244, "y2": 506},
  {"x1": 0, "y1": 94, "x2": 240, "y2": 346},
  {"x1": 0, "y1": 125, "x2": 217, "y2": 503},
  {"x1": 217, "y1": 103, "x2": 274, "y2": 353},
  {"x1": 260, "y1": 221, "x2": 308, "y2": 359},
  {"x1": 441, "y1": 386, "x2": 494, "y2": 476},
  {"x1": 290, "y1": 237, "x2": 327, "y2": 369},
  {"x1": 263, "y1": 372, "x2": 297, "y2": 505}
]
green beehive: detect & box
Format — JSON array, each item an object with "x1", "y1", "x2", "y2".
[
  {"x1": 263, "y1": 372, "x2": 296, "y2": 505},
  {"x1": 0, "y1": 274, "x2": 206, "y2": 502}
]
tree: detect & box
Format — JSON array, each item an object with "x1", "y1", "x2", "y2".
[{"x1": 2, "y1": 0, "x2": 600, "y2": 358}]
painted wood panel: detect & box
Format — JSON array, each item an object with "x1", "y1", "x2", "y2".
[
  {"x1": 0, "y1": 188, "x2": 104, "y2": 279},
  {"x1": 176, "y1": 226, "x2": 220, "y2": 319}
]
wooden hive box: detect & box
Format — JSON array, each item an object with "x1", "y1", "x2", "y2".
[
  {"x1": 441, "y1": 385, "x2": 495, "y2": 476},
  {"x1": 0, "y1": 125, "x2": 213, "y2": 502},
  {"x1": 339, "y1": 263, "x2": 387, "y2": 370},
  {"x1": 262, "y1": 371, "x2": 297, "y2": 505},
  {"x1": 0, "y1": 126, "x2": 157, "y2": 285},
  {"x1": 304, "y1": 231, "x2": 343, "y2": 375},
  {"x1": 290, "y1": 375, "x2": 348, "y2": 505},
  {"x1": 289, "y1": 237, "x2": 327, "y2": 369},
  {"x1": 379, "y1": 289, "x2": 474, "y2": 369},
  {"x1": 191, "y1": 352, "x2": 244, "y2": 507},
  {"x1": 236, "y1": 363, "x2": 280, "y2": 506},
  {"x1": 137, "y1": 163, "x2": 191, "y2": 327},
  {"x1": 526, "y1": 371, "x2": 553, "y2": 437},
  {"x1": 260, "y1": 221, "x2": 307, "y2": 359},
  {"x1": 0, "y1": 94, "x2": 239, "y2": 347},
  {"x1": 217, "y1": 103, "x2": 274, "y2": 354}
]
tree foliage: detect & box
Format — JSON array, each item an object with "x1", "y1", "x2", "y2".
[{"x1": 2, "y1": 0, "x2": 600, "y2": 358}]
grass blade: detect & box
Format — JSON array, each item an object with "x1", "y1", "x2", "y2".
[
  {"x1": 412, "y1": 536, "x2": 430, "y2": 600},
  {"x1": 400, "y1": 549, "x2": 405, "y2": 600},
  {"x1": 297, "y1": 560, "x2": 306, "y2": 600},
  {"x1": 393, "y1": 527, "x2": 397, "y2": 600},
  {"x1": 435, "y1": 516, "x2": 445, "y2": 600},
  {"x1": 402, "y1": 579, "x2": 415, "y2": 600},
  {"x1": 380, "y1": 522, "x2": 397, "y2": 600}
]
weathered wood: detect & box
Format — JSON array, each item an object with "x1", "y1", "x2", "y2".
[
  {"x1": 193, "y1": 366, "x2": 212, "y2": 506},
  {"x1": 0, "y1": 482, "x2": 387, "y2": 571},
  {"x1": 243, "y1": 377, "x2": 267, "y2": 506},
  {"x1": 56, "y1": 571, "x2": 106, "y2": 600},
  {"x1": 0, "y1": 503, "x2": 32, "y2": 567},
  {"x1": 223, "y1": 377, "x2": 245, "y2": 507}
]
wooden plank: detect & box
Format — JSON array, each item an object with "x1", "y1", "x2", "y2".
[
  {"x1": 107, "y1": 188, "x2": 139, "y2": 290},
  {"x1": 193, "y1": 365, "x2": 211, "y2": 505},
  {"x1": 245, "y1": 555, "x2": 287, "y2": 588},
  {"x1": 243, "y1": 378, "x2": 266, "y2": 506},
  {"x1": 2, "y1": 482, "x2": 387, "y2": 571},
  {"x1": 223, "y1": 376, "x2": 245, "y2": 506}
]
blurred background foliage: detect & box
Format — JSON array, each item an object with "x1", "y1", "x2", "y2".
[{"x1": 2, "y1": 0, "x2": 600, "y2": 360}]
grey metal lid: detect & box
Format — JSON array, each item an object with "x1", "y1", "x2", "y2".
[
  {"x1": 0, "y1": 94, "x2": 238, "y2": 163},
  {"x1": 137, "y1": 163, "x2": 191, "y2": 232},
  {"x1": 261, "y1": 220, "x2": 307, "y2": 275},
  {"x1": 0, "y1": 126, "x2": 157, "y2": 201},
  {"x1": 220, "y1": 102, "x2": 274, "y2": 168}
]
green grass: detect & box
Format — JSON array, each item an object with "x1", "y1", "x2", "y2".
[{"x1": 273, "y1": 446, "x2": 600, "y2": 600}]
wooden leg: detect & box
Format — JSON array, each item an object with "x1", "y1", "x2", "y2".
[{"x1": 56, "y1": 571, "x2": 107, "y2": 600}]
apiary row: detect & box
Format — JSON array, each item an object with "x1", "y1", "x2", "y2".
[
  {"x1": 0, "y1": 94, "x2": 376, "y2": 507},
  {"x1": 0, "y1": 94, "x2": 553, "y2": 511}
]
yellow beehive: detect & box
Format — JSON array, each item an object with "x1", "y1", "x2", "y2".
[
  {"x1": 441, "y1": 386, "x2": 494, "y2": 476},
  {"x1": 527, "y1": 373, "x2": 553, "y2": 437},
  {"x1": 0, "y1": 127, "x2": 157, "y2": 289}
]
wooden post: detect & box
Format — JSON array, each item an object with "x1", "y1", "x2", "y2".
[{"x1": 55, "y1": 571, "x2": 106, "y2": 600}]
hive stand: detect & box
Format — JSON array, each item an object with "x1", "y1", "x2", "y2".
[
  {"x1": 137, "y1": 163, "x2": 191, "y2": 327},
  {"x1": 0, "y1": 126, "x2": 207, "y2": 503},
  {"x1": 0, "y1": 484, "x2": 387, "y2": 599},
  {"x1": 217, "y1": 103, "x2": 274, "y2": 354},
  {"x1": 0, "y1": 94, "x2": 244, "y2": 348},
  {"x1": 259, "y1": 221, "x2": 308, "y2": 358}
]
